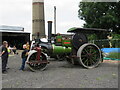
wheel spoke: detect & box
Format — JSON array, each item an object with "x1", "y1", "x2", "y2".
[
  {"x1": 89, "y1": 59, "x2": 92, "y2": 66},
  {"x1": 83, "y1": 59, "x2": 88, "y2": 65},
  {"x1": 81, "y1": 54, "x2": 87, "y2": 57},
  {"x1": 92, "y1": 51, "x2": 98, "y2": 55},
  {"x1": 86, "y1": 60, "x2": 89, "y2": 66},
  {"x1": 84, "y1": 49, "x2": 89, "y2": 54},
  {"x1": 91, "y1": 56, "x2": 97, "y2": 60},
  {"x1": 88, "y1": 59, "x2": 92, "y2": 66},
  {"x1": 90, "y1": 58, "x2": 95, "y2": 64},
  {"x1": 89, "y1": 47, "x2": 92, "y2": 53},
  {"x1": 81, "y1": 58, "x2": 87, "y2": 62}
]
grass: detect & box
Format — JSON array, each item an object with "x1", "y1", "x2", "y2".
[{"x1": 107, "y1": 52, "x2": 120, "y2": 59}]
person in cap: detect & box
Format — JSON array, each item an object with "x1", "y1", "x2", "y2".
[{"x1": 0, "y1": 41, "x2": 9, "y2": 74}]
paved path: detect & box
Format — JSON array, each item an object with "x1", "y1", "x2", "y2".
[{"x1": 2, "y1": 54, "x2": 119, "y2": 88}]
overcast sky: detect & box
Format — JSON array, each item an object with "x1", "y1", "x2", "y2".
[{"x1": 0, "y1": 0, "x2": 85, "y2": 35}]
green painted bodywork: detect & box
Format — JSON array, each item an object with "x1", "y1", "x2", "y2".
[
  {"x1": 67, "y1": 27, "x2": 77, "y2": 32},
  {"x1": 62, "y1": 39, "x2": 72, "y2": 47},
  {"x1": 52, "y1": 44, "x2": 72, "y2": 54},
  {"x1": 56, "y1": 35, "x2": 62, "y2": 43}
]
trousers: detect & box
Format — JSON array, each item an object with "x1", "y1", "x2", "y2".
[
  {"x1": 20, "y1": 58, "x2": 26, "y2": 70},
  {"x1": 2, "y1": 56, "x2": 8, "y2": 72}
]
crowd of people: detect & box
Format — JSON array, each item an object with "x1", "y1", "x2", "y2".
[{"x1": 0, "y1": 41, "x2": 30, "y2": 74}]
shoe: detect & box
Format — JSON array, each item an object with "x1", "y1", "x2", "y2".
[
  {"x1": 2, "y1": 70, "x2": 7, "y2": 74},
  {"x1": 19, "y1": 69, "x2": 24, "y2": 71},
  {"x1": 6, "y1": 67, "x2": 10, "y2": 69}
]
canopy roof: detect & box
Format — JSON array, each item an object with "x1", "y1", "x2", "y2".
[{"x1": 67, "y1": 27, "x2": 108, "y2": 33}]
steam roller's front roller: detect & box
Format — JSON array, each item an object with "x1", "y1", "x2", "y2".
[
  {"x1": 77, "y1": 43, "x2": 102, "y2": 69},
  {"x1": 26, "y1": 47, "x2": 49, "y2": 72}
]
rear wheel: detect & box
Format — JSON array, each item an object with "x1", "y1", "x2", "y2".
[
  {"x1": 27, "y1": 52, "x2": 48, "y2": 71},
  {"x1": 77, "y1": 43, "x2": 102, "y2": 69}
]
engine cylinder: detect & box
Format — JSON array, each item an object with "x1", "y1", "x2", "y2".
[{"x1": 52, "y1": 44, "x2": 72, "y2": 54}]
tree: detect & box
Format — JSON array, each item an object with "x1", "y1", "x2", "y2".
[{"x1": 78, "y1": 2, "x2": 120, "y2": 34}]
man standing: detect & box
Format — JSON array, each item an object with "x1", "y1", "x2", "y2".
[{"x1": 0, "y1": 41, "x2": 9, "y2": 74}]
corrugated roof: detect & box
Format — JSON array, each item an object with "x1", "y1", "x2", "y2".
[
  {"x1": 0, "y1": 30, "x2": 30, "y2": 34},
  {"x1": 0, "y1": 25, "x2": 24, "y2": 31},
  {"x1": 0, "y1": 25, "x2": 30, "y2": 34}
]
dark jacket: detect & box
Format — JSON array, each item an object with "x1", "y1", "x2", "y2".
[
  {"x1": 21, "y1": 49, "x2": 28, "y2": 59},
  {"x1": 1, "y1": 45, "x2": 8, "y2": 58}
]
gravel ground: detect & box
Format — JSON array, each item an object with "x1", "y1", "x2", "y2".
[{"x1": 2, "y1": 54, "x2": 119, "y2": 88}]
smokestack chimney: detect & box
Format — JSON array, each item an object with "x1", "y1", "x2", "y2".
[
  {"x1": 32, "y1": 0, "x2": 45, "y2": 39},
  {"x1": 48, "y1": 21, "x2": 52, "y2": 43}
]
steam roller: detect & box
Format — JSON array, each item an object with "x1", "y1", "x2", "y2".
[{"x1": 26, "y1": 21, "x2": 108, "y2": 71}]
